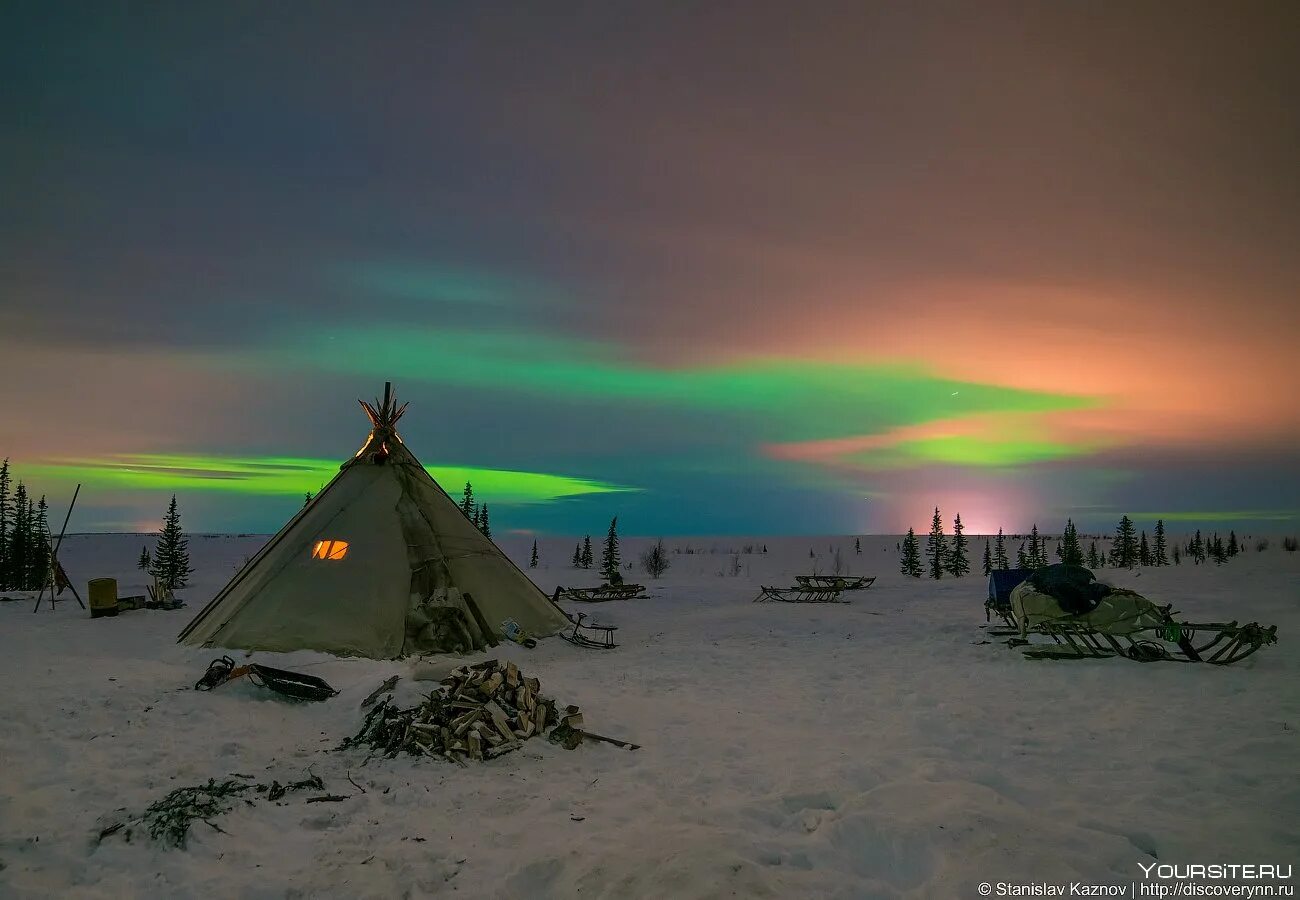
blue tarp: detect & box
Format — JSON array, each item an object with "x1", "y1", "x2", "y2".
[{"x1": 988, "y1": 568, "x2": 1034, "y2": 606}]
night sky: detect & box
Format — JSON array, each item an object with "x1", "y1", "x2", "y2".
[{"x1": 3, "y1": 3, "x2": 1298, "y2": 535}]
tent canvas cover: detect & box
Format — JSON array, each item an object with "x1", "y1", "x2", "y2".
[{"x1": 178, "y1": 383, "x2": 568, "y2": 659}]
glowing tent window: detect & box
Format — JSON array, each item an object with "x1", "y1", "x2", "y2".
[{"x1": 311, "y1": 540, "x2": 349, "y2": 560}]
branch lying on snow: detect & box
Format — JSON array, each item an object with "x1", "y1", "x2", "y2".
[{"x1": 98, "y1": 773, "x2": 343, "y2": 849}]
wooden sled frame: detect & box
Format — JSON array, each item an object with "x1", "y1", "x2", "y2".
[
  {"x1": 795, "y1": 575, "x2": 876, "y2": 591},
  {"x1": 1017, "y1": 619, "x2": 1277, "y2": 665},
  {"x1": 753, "y1": 585, "x2": 849, "y2": 604},
  {"x1": 559, "y1": 584, "x2": 647, "y2": 602},
  {"x1": 560, "y1": 611, "x2": 619, "y2": 650}
]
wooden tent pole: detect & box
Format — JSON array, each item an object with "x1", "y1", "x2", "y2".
[{"x1": 34, "y1": 483, "x2": 82, "y2": 612}]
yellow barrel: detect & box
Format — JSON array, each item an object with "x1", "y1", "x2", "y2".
[{"x1": 88, "y1": 578, "x2": 119, "y2": 618}]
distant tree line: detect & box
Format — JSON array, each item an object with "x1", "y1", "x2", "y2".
[{"x1": 897, "y1": 507, "x2": 1288, "y2": 578}]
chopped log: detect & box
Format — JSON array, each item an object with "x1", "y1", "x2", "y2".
[
  {"x1": 361, "y1": 676, "x2": 400, "y2": 707},
  {"x1": 485, "y1": 740, "x2": 522, "y2": 759}
]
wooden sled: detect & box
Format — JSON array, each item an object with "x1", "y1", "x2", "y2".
[
  {"x1": 795, "y1": 575, "x2": 875, "y2": 591},
  {"x1": 548, "y1": 587, "x2": 618, "y2": 649},
  {"x1": 753, "y1": 585, "x2": 848, "y2": 604},
  {"x1": 560, "y1": 612, "x2": 619, "y2": 650},
  {"x1": 559, "y1": 584, "x2": 647, "y2": 602},
  {"x1": 1016, "y1": 619, "x2": 1277, "y2": 665}
]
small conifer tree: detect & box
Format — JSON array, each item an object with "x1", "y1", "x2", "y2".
[
  {"x1": 479, "y1": 504, "x2": 491, "y2": 539},
  {"x1": 1153, "y1": 519, "x2": 1168, "y2": 566},
  {"x1": 138, "y1": 546, "x2": 152, "y2": 571},
  {"x1": 1173, "y1": 544, "x2": 1181, "y2": 565},
  {"x1": 947, "y1": 513, "x2": 970, "y2": 576},
  {"x1": 1086, "y1": 541, "x2": 1099, "y2": 568},
  {"x1": 31, "y1": 496, "x2": 51, "y2": 588},
  {"x1": 1109, "y1": 515, "x2": 1138, "y2": 568},
  {"x1": 1139, "y1": 531, "x2": 1151, "y2": 566},
  {"x1": 993, "y1": 528, "x2": 1009, "y2": 570},
  {"x1": 1016, "y1": 541, "x2": 1028, "y2": 568},
  {"x1": 1060, "y1": 519, "x2": 1084, "y2": 566},
  {"x1": 925, "y1": 507, "x2": 947, "y2": 579},
  {"x1": 149, "y1": 495, "x2": 193, "y2": 590},
  {"x1": 1227, "y1": 531, "x2": 1239, "y2": 557},
  {"x1": 899, "y1": 527, "x2": 922, "y2": 577},
  {"x1": 600, "y1": 517, "x2": 621, "y2": 583},
  {"x1": 303, "y1": 492, "x2": 313, "y2": 507},
  {"x1": 0, "y1": 459, "x2": 10, "y2": 589},
  {"x1": 9, "y1": 483, "x2": 30, "y2": 589},
  {"x1": 580, "y1": 535, "x2": 593, "y2": 569},
  {"x1": 1023, "y1": 524, "x2": 1040, "y2": 568},
  {"x1": 459, "y1": 482, "x2": 475, "y2": 520},
  {"x1": 529, "y1": 539, "x2": 538, "y2": 569},
  {"x1": 981, "y1": 540, "x2": 992, "y2": 576},
  {"x1": 855, "y1": 537, "x2": 861, "y2": 555},
  {"x1": 571, "y1": 543, "x2": 582, "y2": 568}
]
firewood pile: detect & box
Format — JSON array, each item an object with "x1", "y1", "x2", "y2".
[{"x1": 341, "y1": 659, "x2": 585, "y2": 764}]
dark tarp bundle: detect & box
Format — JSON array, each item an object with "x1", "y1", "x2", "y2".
[{"x1": 1027, "y1": 564, "x2": 1112, "y2": 615}]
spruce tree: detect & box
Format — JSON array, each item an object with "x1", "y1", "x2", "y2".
[
  {"x1": 479, "y1": 504, "x2": 491, "y2": 539},
  {"x1": 1027, "y1": 524, "x2": 1043, "y2": 568},
  {"x1": 1086, "y1": 541, "x2": 1099, "y2": 569},
  {"x1": 1173, "y1": 544, "x2": 1181, "y2": 565},
  {"x1": 855, "y1": 537, "x2": 861, "y2": 555},
  {"x1": 1139, "y1": 531, "x2": 1151, "y2": 566},
  {"x1": 1212, "y1": 533, "x2": 1226, "y2": 564},
  {"x1": 993, "y1": 528, "x2": 1009, "y2": 570},
  {"x1": 10, "y1": 483, "x2": 30, "y2": 589},
  {"x1": 1016, "y1": 541, "x2": 1028, "y2": 568},
  {"x1": 303, "y1": 492, "x2": 313, "y2": 507},
  {"x1": 925, "y1": 507, "x2": 947, "y2": 579},
  {"x1": 571, "y1": 543, "x2": 582, "y2": 568},
  {"x1": 138, "y1": 546, "x2": 152, "y2": 571},
  {"x1": 1153, "y1": 519, "x2": 1168, "y2": 566},
  {"x1": 472, "y1": 506, "x2": 483, "y2": 531},
  {"x1": 529, "y1": 539, "x2": 539, "y2": 568},
  {"x1": 149, "y1": 495, "x2": 193, "y2": 590},
  {"x1": 600, "y1": 517, "x2": 621, "y2": 583},
  {"x1": 31, "y1": 496, "x2": 51, "y2": 588},
  {"x1": 0, "y1": 459, "x2": 10, "y2": 589},
  {"x1": 1109, "y1": 515, "x2": 1138, "y2": 568},
  {"x1": 1227, "y1": 531, "x2": 1239, "y2": 557},
  {"x1": 1060, "y1": 519, "x2": 1084, "y2": 566},
  {"x1": 1191, "y1": 530, "x2": 1205, "y2": 564},
  {"x1": 580, "y1": 535, "x2": 593, "y2": 569},
  {"x1": 459, "y1": 482, "x2": 475, "y2": 519},
  {"x1": 981, "y1": 540, "x2": 992, "y2": 576},
  {"x1": 899, "y1": 528, "x2": 922, "y2": 577},
  {"x1": 947, "y1": 513, "x2": 970, "y2": 576}
]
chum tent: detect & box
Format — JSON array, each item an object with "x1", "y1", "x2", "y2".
[{"x1": 178, "y1": 383, "x2": 569, "y2": 659}]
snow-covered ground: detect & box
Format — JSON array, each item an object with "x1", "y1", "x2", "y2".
[{"x1": 1, "y1": 533, "x2": 1297, "y2": 899}]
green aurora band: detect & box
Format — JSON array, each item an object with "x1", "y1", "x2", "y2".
[
  {"x1": 25, "y1": 454, "x2": 635, "y2": 504},
  {"x1": 263, "y1": 326, "x2": 1099, "y2": 456}
]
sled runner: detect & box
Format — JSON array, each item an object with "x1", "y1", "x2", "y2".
[
  {"x1": 1018, "y1": 618, "x2": 1277, "y2": 665},
  {"x1": 753, "y1": 585, "x2": 848, "y2": 603},
  {"x1": 794, "y1": 575, "x2": 876, "y2": 591},
  {"x1": 559, "y1": 584, "x2": 647, "y2": 602}
]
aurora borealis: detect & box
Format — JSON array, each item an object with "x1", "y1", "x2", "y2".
[{"x1": 3, "y1": 4, "x2": 1297, "y2": 534}]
